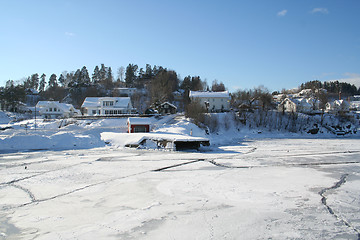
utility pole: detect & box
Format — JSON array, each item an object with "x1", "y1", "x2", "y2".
[{"x1": 34, "y1": 105, "x2": 37, "y2": 131}]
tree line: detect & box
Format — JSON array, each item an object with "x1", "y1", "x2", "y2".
[{"x1": 0, "y1": 63, "x2": 226, "y2": 112}]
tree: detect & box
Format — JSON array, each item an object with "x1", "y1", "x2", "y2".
[
  {"x1": 125, "y1": 64, "x2": 138, "y2": 87},
  {"x1": 99, "y1": 64, "x2": 107, "y2": 83},
  {"x1": 30, "y1": 73, "x2": 39, "y2": 90},
  {"x1": 92, "y1": 65, "x2": 100, "y2": 84},
  {"x1": 58, "y1": 74, "x2": 66, "y2": 87},
  {"x1": 39, "y1": 73, "x2": 46, "y2": 92},
  {"x1": 48, "y1": 74, "x2": 58, "y2": 89},
  {"x1": 1, "y1": 80, "x2": 26, "y2": 112},
  {"x1": 80, "y1": 66, "x2": 91, "y2": 86},
  {"x1": 150, "y1": 69, "x2": 179, "y2": 104},
  {"x1": 211, "y1": 80, "x2": 226, "y2": 92},
  {"x1": 117, "y1": 66, "x2": 125, "y2": 82},
  {"x1": 103, "y1": 66, "x2": 113, "y2": 89}
]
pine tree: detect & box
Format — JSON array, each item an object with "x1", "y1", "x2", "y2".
[
  {"x1": 125, "y1": 64, "x2": 138, "y2": 87},
  {"x1": 80, "y1": 66, "x2": 91, "y2": 86},
  {"x1": 30, "y1": 73, "x2": 39, "y2": 90},
  {"x1": 58, "y1": 74, "x2": 66, "y2": 87},
  {"x1": 99, "y1": 64, "x2": 107, "y2": 84},
  {"x1": 39, "y1": 74, "x2": 46, "y2": 92},
  {"x1": 92, "y1": 66, "x2": 100, "y2": 84},
  {"x1": 104, "y1": 66, "x2": 113, "y2": 89},
  {"x1": 48, "y1": 74, "x2": 58, "y2": 88}
]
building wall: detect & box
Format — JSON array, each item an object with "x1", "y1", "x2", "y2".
[{"x1": 194, "y1": 97, "x2": 230, "y2": 111}]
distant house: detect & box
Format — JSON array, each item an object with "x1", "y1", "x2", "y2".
[
  {"x1": 25, "y1": 88, "x2": 40, "y2": 106},
  {"x1": 189, "y1": 91, "x2": 231, "y2": 112},
  {"x1": 36, "y1": 101, "x2": 79, "y2": 119},
  {"x1": 127, "y1": 117, "x2": 151, "y2": 133},
  {"x1": 81, "y1": 97, "x2": 136, "y2": 116},
  {"x1": 114, "y1": 88, "x2": 137, "y2": 97},
  {"x1": 159, "y1": 102, "x2": 177, "y2": 115},
  {"x1": 325, "y1": 100, "x2": 350, "y2": 113},
  {"x1": 278, "y1": 98, "x2": 312, "y2": 113}
]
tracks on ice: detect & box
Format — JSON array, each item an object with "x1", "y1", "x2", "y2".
[{"x1": 319, "y1": 174, "x2": 360, "y2": 240}]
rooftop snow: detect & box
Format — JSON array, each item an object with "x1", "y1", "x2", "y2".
[
  {"x1": 81, "y1": 97, "x2": 131, "y2": 108},
  {"x1": 189, "y1": 91, "x2": 230, "y2": 98}
]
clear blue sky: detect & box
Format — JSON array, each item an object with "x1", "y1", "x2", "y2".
[{"x1": 1, "y1": 0, "x2": 359, "y2": 92}]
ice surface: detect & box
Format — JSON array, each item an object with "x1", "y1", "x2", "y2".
[{"x1": 1, "y1": 112, "x2": 360, "y2": 239}]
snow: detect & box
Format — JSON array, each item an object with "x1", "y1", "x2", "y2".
[
  {"x1": 1, "y1": 111, "x2": 360, "y2": 239},
  {"x1": 81, "y1": 97, "x2": 131, "y2": 108},
  {"x1": 189, "y1": 91, "x2": 230, "y2": 98}
]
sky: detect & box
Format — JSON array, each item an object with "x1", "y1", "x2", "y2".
[{"x1": 1, "y1": 0, "x2": 359, "y2": 92}]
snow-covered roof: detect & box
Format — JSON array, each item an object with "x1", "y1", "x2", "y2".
[
  {"x1": 36, "y1": 101, "x2": 76, "y2": 112},
  {"x1": 127, "y1": 117, "x2": 152, "y2": 125},
  {"x1": 81, "y1": 97, "x2": 131, "y2": 108},
  {"x1": 160, "y1": 102, "x2": 177, "y2": 109},
  {"x1": 189, "y1": 91, "x2": 230, "y2": 99}
]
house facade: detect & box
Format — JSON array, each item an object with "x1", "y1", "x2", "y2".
[
  {"x1": 159, "y1": 102, "x2": 177, "y2": 115},
  {"x1": 114, "y1": 88, "x2": 137, "y2": 97},
  {"x1": 189, "y1": 91, "x2": 231, "y2": 112},
  {"x1": 36, "y1": 101, "x2": 79, "y2": 119},
  {"x1": 277, "y1": 98, "x2": 312, "y2": 113},
  {"x1": 325, "y1": 100, "x2": 350, "y2": 113},
  {"x1": 81, "y1": 97, "x2": 136, "y2": 116}
]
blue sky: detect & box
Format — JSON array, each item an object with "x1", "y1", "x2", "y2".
[{"x1": 1, "y1": 0, "x2": 359, "y2": 92}]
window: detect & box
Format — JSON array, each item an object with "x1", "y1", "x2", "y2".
[
  {"x1": 54, "y1": 108, "x2": 57, "y2": 112},
  {"x1": 49, "y1": 108, "x2": 52, "y2": 112},
  {"x1": 103, "y1": 101, "x2": 114, "y2": 107},
  {"x1": 92, "y1": 110, "x2": 96, "y2": 115}
]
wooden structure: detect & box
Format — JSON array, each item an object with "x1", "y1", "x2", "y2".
[{"x1": 127, "y1": 117, "x2": 151, "y2": 133}]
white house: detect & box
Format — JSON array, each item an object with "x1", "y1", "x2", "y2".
[
  {"x1": 189, "y1": 91, "x2": 231, "y2": 112},
  {"x1": 114, "y1": 88, "x2": 137, "y2": 97},
  {"x1": 278, "y1": 98, "x2": 312, "y2": 113},
  {"x1": 325, "y1": 100, "x2": 350, "y2": 113},
  {"x1": 81, "y1": 97, "x2": 136, "y2": 116},
  {"x1": 36, "y1": 101, "x2": 79, "y2": 119}
]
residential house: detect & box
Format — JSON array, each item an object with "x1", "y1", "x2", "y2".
[
  {"x1": 278, "y1": 98, "x2": 312, "y2": 113},
  {"x1": 25, "y1": 88, "x2": 41, "y2": 106},
  {"x1": 189, "y1": 91, "x2": 231, "y2": 112},
  {"x1": 114, "y1": 88, "x2": 137, "y2": 97},
  {"x1": 81, "y1": 97, "x2": 136, "y2": 116},
  {"x1": 127, "y1": 117, "x2": 151, "y2": 133},
  {"x1": 36, "y1": 101, "x2": 79, "y2": 119},
  {"x1": 159, "y1": 102, "x2": 177, "y2": 115},
  {"x1": 325, "y1": 100, "x2": 350, "y2": 114}
]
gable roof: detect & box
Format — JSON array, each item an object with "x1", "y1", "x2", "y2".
[
  {"x1": 160, "y1": 102, "x2": 177, "y2": 109},
  {"x1": 189, "y1": 91, "x2": 230, "y2": 99},
  {"x1": 36, "y1": 101, "x2": 76, "y2": 112},
  {"x1": 81, "y1": 97, "x2": 131, "y2": 108},
  {"x1": 127, "y1": 117, "x2": 152, "y2": 125}
]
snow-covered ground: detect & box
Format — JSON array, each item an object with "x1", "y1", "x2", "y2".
[{"x1": 1, "y1": 112, "x2": 360, "y2": 239}]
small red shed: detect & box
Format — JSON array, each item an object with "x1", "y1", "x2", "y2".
[{"x1": 127, "y1": 117, "x2": 151, "y2": 133}]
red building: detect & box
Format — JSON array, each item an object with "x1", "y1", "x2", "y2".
[{"x1": 127, "y1": 117, "x2": 151, "y2": 133}]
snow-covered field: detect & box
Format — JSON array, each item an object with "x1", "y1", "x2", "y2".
[{"x1": 1, "y1": 112, "x2": 360, "y2": 239}]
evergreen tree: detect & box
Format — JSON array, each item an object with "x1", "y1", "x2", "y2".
[
  {"x1": 48, "y1": 74, "x2": 58, "y2": 88},
  {"x1": 58, "y1": 74, "x2": 66, "y2": 87},
  {"x1": 99, "y1": 64, "x2": 107, "y2": 84},
  {"x1": 125, "y1": 64, "x2": 138, "y2": 87},
  {"x1": 30, "y1": 73, "x2": 39, "y2": 90},
  {"x1": 104, "y1": 66, "x2": 113, "y2": 89},
  {"x1": 80, "y1": 66, "x2": 91, "y2": 86},
  {"x1": 92, "y1": 66, "x2": 100, "y2": 84},
  {"x1": 39, "y1": 73, "x2": 46, "y2": 92},
  {"x1": 2, "y1": 80, "x2": 25, "y2": 112}
]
